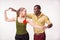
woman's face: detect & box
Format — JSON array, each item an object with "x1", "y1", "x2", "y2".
[
  {"x1": 22, "y1": 9, "x2": 26, "y2": 16},
  {"x1": 19, "y1": 9, "x2": 26, "y2": 17}
]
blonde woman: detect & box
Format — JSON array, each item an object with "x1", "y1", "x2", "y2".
[{"x1": 4, "y1": 7, "x2": 43, "y2": 40}]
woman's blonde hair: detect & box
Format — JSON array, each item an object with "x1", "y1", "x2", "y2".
[{"x1": 17, "y1": 7, "x2": 25, "y2": 17}]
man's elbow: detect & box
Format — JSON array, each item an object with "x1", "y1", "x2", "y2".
[{"x1": 47, "y1": 24, "x2": 53, "y2": 28}]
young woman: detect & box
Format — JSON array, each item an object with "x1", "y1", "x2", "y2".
[{"x1": 4, "y1": 7, "x2": 44, "y2": 40}]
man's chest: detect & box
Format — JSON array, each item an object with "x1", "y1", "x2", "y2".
[{"x1": 32, "y1": 16, "x2": 45, "y2": 24}]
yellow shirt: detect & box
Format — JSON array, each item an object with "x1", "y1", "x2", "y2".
[{"x1": 27, "y1": 13, "x2": 52, "y2": 34}]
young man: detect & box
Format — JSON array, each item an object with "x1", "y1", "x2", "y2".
[{"x1": 27, "y1": 5, "x2": 53, "y2": 40}]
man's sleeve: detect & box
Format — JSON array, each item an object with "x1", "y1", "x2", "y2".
[
  {"x1": 26, "y1": 14, "x2": 32, "y2": 19},
  {"x1": 45, "y1": 16, "x2": 52, "y2": 25}
]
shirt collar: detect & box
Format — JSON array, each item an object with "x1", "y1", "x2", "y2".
[{"x1": 34, "y1": 12, "x2": 43, "y2": 18}]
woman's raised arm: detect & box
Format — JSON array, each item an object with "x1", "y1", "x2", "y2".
[{"x1": 4, "y1": 8, "x2": 16, "y2": 22}]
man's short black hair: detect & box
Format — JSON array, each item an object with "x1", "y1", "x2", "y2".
[{"x1": 34, "y1": 5, "x2": 41, "y2": 9}]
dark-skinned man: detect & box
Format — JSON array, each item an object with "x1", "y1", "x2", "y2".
[{"x1": 27, "y1": 5, "x2": 53, "y2": 40}]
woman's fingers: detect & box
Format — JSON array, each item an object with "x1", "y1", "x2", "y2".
[{"x1": 43, "y1": 26, "x2": 47, "y2": 29}]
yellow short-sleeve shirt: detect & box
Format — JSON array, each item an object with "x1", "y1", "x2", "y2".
[{"x1": 27, "y1": 13, "x2": 52, "y2": 34}]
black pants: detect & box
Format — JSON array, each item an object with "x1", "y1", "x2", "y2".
[{"x1": 15, "y1": 33, "x2": 29, "y2": 40}]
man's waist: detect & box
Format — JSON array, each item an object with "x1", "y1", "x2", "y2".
[
  {"x1": 34, "y1": 32, "x2": 45, "y2": 35},
  {"x1": 34, "y1": 29, "x2": 45, "y2": 35}
]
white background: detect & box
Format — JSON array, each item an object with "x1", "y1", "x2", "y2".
[{"x1": 0, "y1": 0, "x2": 60, "y2": 40}]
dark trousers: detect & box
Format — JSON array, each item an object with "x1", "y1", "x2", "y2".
[
  {"x1": 15, "y1": 33, "x2": 29, "y2": 40},
  {"x1": 34, "y1": 32, "x2": 46, "y2": 40}
]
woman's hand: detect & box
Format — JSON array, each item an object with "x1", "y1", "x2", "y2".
[
  {"x1": 43, "y1": 26, "x2": 48, "y2": 30},
  {"x1": 9, "y1": 7, "x2": 14, "y2": 11},
  {"x1": 5, "y1": 8, "x2": 10, "y2": 12},
  {"x1": 4, "y1": 8, "x2": 16, "y2": 22},
  {"x1": 9, "y1": 7, "x2": 17, "y2": 12}
]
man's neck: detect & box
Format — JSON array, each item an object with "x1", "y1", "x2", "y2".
[{"x1": 35, "y1": 12, "x2": 41, "y2": 17}]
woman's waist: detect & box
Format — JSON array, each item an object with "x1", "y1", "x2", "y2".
[
  {"x1": 16, "y1": 30, "x2": 28, "y2": 35},
  {"x1": 16, "y1": 33, "x2": 29, "y2": 36}
]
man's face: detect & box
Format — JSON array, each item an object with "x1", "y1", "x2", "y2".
[{"x1": 34, "y1": 6, "x2": 40, "y2": 14}]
